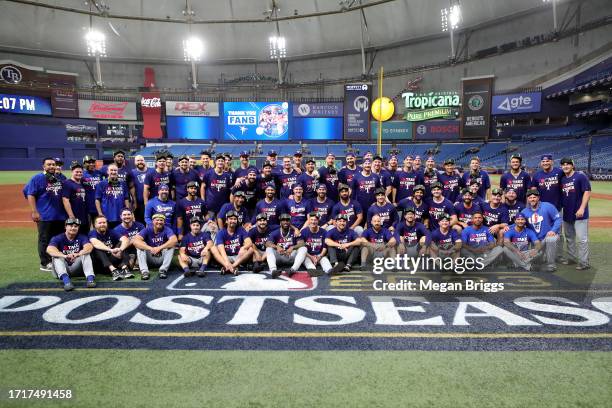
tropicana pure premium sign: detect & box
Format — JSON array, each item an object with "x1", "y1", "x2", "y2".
[{"x1": 401, "y1": 91, "x2": 461, "y2": 121}]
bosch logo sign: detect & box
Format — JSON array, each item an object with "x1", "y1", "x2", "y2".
[{"x1": 0, "y1": 66, "x2": 22, "y2": 84}]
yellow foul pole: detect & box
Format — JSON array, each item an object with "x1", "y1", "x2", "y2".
[{"x1": 377, "y1": 66, "x2": 383, "y2": 156}]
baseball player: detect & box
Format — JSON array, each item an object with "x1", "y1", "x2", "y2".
[
  {"x1": 318, "y1": 153, "x2": 340, "y2": 202},
  {"x1": 351, "y1": 159, "x2": 382, "y2": 212},
  {"x1": 95, "y1": 164, "x2": 130, "y2": 229},
  {"x1": 88, "y1": 215, "x2": 131, "y2": 280},
  {"x1": 438, "y1": 158, "x2": 463, "y2": 203},
  {"x1": 230, "y1": 169, "x2": 258, "y2": 218},
  {"x1": 178, "y1": 217, "x2": 213, "y2": 278},
  {"x1": 278, "y1": 155, "x2": 299, "y2": 199},
  {"x1": 201, "y1": 154, "x2": 233, "y2": 218},
  {"x1": 176, "y1": 181, "x2": 206, "y2": 240},
  {"x1": 325, "y1": 214, "x2": 362, "y2": 274},
  {"x1": 429, "y1": 215, "x2": 462, "y2": 260},
  {"x1": 503, "y1": 213, "x2": 542, "y2": 271},
  {"x1": 394, "y1": 208, "x2": 431, "y2": 257},
  {"x1": 233, "y1": 151, "x2": 258, "y2": 181},
  {"x1": 285, "y1": 184, "x2": 308, "y2": 232},
  {"x1": 144, "y1": 184, "x2": 176, "y2": 228},
  {"x1": 265, "y1": 213, "x2": 308, "y2": 278},
  {"x1": 426, "y1": 182, "x2": 457, "y2": 231},
  {"x1": 453, "y1": 188, "x2": 482, "y2": 233},
  {"x1": 482, "y1": 187, "x2": 510, "y2": 244},
  {"x1": 112, "y1": 207, "x2": 145, "y2": 270},
  {"x1": 338, "y1": 152, "x2": 359, "y2": 185},
  {"x1": 360, "y1": 214, "x2": 397, "y2": 269},
  {"x1": 172, "y1": 154, "x2": 200, "y2": 201},
  {"x1": 393, "y1": 157, "x2": 424, "y2": 203},
  {"x1": 144, "y1": 153, "x2": 171, "y2": 205},
  {"x1": 297, "y1": 158, "x2": 319, "y2": 200},
  {"x1": 366, "y1": 187, "x2": 399, "y2": 230},
  {"x1": 100, "y1": 150, "x2": 130, "y2": 184},
  {"x1": 502, "y1": 187, "x2": 525, "y2": 224},
  {"x1": 245, "y1": 213, "x2": 272, "y2": 273},
  {"x1": 133, "y1": 213, "x2": 177, "y2": 280},
  {"x1": 461, "y1": 157, "x2": 491, "y2": 200},
  {"x1": 62, "y1": 161, "x2": 89, "y2": 235},
  {"x1": 520, "y1": 188, "x2": 561, "y2": 272},
  {"x1": 129, "y1": 155, "x2": 152, "y2": 224},
  {"x1": 396, "y1": 184, "x2": 429, "y2": 226},
  {"x1": 306, "y1": 184, "x2": 335, "y2": 230},
  {"x1": 213, "y1": 210, "x2": 252, "y2": 275},
  {"x1": 253, "y1": 185, "x2": 285, "y2": 230},
  {"x1": 217, "y1": 190, "x2": 251, "y2": 229},
  {"x1": 500, "y1": 154, "x2": 531, "y2": 203},
  {"x1": 82, "y1": 155, "x2": 105, "y2": 224},
  {"x1": 460, "y1": 211, "x2": 504, "y2": 268},
  {"x1": 330, "y1": 184, "x2": 364, "y2": 236},
  {"x1": 301, "y1": 212, "x2": 334, "y2": 275}
]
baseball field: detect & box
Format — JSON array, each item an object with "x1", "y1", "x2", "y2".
[{"x1": 0, "y1": 171, "x2": 611, "y2": 407}]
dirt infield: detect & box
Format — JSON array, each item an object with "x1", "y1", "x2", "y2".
[{"x1": 2, "y1": 184, "x2": 611, "y2": 228}]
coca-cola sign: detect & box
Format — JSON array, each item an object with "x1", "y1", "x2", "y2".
[
  {"x1": 78, "y1": 99, "x2": 137, "y2": 120},
  {"x1": 141, "y1": 97, "x2": 161, "y2": 108},
  {"x1": 165, "y1": 101, "x2": 219, "y2": 117},
  {"x1": 141, "y1": 92, "x2": 162, "y2": 139}
]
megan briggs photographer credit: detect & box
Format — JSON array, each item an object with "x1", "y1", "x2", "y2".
[
  {"x1": 373, "y1": 279, "x2": 505, "y2": 293},
  {"x1": 372, "y1": 254, "x2": 486, "y2": 275}
]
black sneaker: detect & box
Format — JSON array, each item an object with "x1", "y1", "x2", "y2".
[
  {"x1": 112, "y1": 270, "x2": 123, "y2": 281},
  {"x1": 330, "y1": 262, "x2": 345, "y2": 275},
  {"x1": 343, "y1": 264, "x2": 351, "y2": 273},
  {"x1": 253, "y1": 262, "x2": 265, "y2": 273},
  {"x1": 122, "y1": 267, "x2": 134, "y2": 279},
  {"x1": 141, "y1": 271, "x2": 150, "y2": 280},
  {"x1": 196, "y1": 270, "x2": 207, "y2": 278},
  {"x1": 271, "y1": 269, "x2": 281, "y2": 279},
  {"x1": 159, "y1": 270, "x2": 168, "y2": 279},
  {"x1": 183, "y1": 270, "x2": 194, "y2": 278},
  {"x1": 287, "y1": 269, "x2": 296, "y2": 278},
  {"x1": 220, "y1": 267, "x2": 227, "y2": 276}
]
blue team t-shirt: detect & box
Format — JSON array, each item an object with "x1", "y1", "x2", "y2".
[
  {"x1": 247, "y1": 227, "x2": 271, "y2": 251},
  {"x1": 138, "y1": 226, "x2": 176, "y2": 247},
  {"x1": 560, "y1": 171, "x2": 591, "y2": 222},
  {"x1": 113, "y1": 221, "x2": 145, "y2": 239},
  {"x1": 180, "y1": 231, "x2": 212, "y2": 257},
  {"x1": 362, "y1": 227, "x2": 394, "y2": 245},
  {"x1": 88, "y1": 229, "x2": 122, "y2": 248},
  {"x1": 504, "y1": 226, "x2": 539, "y2": 252},
  {"x1": 23, "y1": 173, "x2": 66, "y2": 221},
  {"x1": 300, "y1": 227, "x2": 327, "y2": 255},
  {"x1": 461, "y1": 225, "x2": 494, "y2": 248},
  {"x1": 48, "y1": 233, "x2": 90, "y2": 261},
  {"x1": 214, "y1": 227, "x2": 247, "y2": 256},
  {"x1": 431, "y1": 228, "x2": 461, "y2": 250}
]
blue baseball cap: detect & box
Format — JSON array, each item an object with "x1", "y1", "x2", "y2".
[
  {"x1": 240, "y1": 151, "x2": 250, "y2": 157},
  {"x1": 158, "y1": 184, "x2": 170, "y2": 191},
  {"x1": 294, "y1": 151, "x2": 303, "y2": 157},
  {"x1": 267, "y1": 150, "x2": 278, "y2": 156},
  {"x1": 541, "y1": 154, "x2": 553, "y2": 161},
  {"x1": 345, "y1": 152, "x2": 355, "y2": 158}
]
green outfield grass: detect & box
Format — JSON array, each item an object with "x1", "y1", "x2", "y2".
[{"x1": 0, "y1": 350, "x2": 610, "y2": 408}]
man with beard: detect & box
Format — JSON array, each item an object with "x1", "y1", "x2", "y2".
[
  {"x1": 386, "y1": 155, "x2": 400, "y2": 191},
  {"x1": 89, "y1": 215, "x2": 131, "y2": 280},
  {"x1": 217, "y1": 190, "x2": 251, "y2": 230},
  {"x1": 461, "y1": 157, "x2": 491, "y2": 200},
  {"x1": 176, "y1": 181, "x2": 206, "y2": 240},
  {"x1": 101, "y1": 150, "x2": 130, "y2": 184},
  {"x1": 256, "y1": 161, "x2": 281, "y2": 199},
  {"x1": 426, "y1": 182, "x2": 457, "y2": 231},
  {"x1": 503, "y1": 213, "x2": 542, "y2": 271},
  {"x1": 397, "y1": 184, "x2": 429, "y2": 226},
  {"x1": 367, "y1": 188, "x2": 399, "y2": 231},
  {"x1": 559, "y1": 157, "x2": 591, "y2": 270},
  {"x1": 253, "y1": 185, "x2": 285, "y2": 230},
  {"x1": 402, "y1": 155, "x2": 414, "y2": 172},
  {"x1": 231, "y1": 168, "x2": 258, "y2": 217},
  {"x1": 453, "y1": 188, "x2": 482, "y2": 233},
  {"x1": 500, "y1": 154, "x2": 531, "y2": 204},
  {"x1": 25, "y1": 157, "x2": 66, "y2": 271},
  {"x1": 113, "y1": 208, "x2": 144, "y2": 270},
  {"x1": 468, "y1": 180, "x2": 485, "y2": 207},
  {"x1": 331, "y1": 184, "x2": 364, "y2": 236},
  {"x1": 325, "y1": 214, "x2": 362, "y2": 273},
  {"x1": 438, "y1": 158, "x2": 463, "y2": 203},
  {"x1": 172, "y1": 154, "x2": 200, "y2": 201},
  {"x1": 306, "y1": 184, "x2": 335, "y2": 230},
  {"x1": 266, "y1": 150, "x2": 280, "y2": 175},
  {"x1": 297, "y1": 158, "x2": 319, "y2": 200},
  {"x1": 393, "y1": 158, "x2": 424, "y2": 203},
  {"x1": 292, "y1": 151, "x2": 304, "y2": 174},
  {"x1": 165, "y1": 152, "x2": 175, "y2": 172},
  {"x1": 301, "y1": 212, "x2": 333, "y2": 275},
  {"x1": 144, "y1": 153, "x2": 171, "y2": 206},
  {"x1": 430, "y1": 215, "x2": 462, "y2": 260},
  {"x1": 278, "y1": 156, "x2": 299, "y2": 199},
  {"x1": 96, "y1": 164, "x2": 130, "y2": 229},
  {"x1": 129, "y1": 155, "x2": 151, "y2": 223},
  {"x1": 53, "y1": 158, "x2": 67, "y2": 181},
  {"x1": 201, "y1": 154, "x2": 233, "y2": 218},
  {"x1": 233, "y1": 151, "x2": 258, "y2": 182},
  {"x1": 482, "y1": 188, "x2": 510, "y2": 244},
  {"x1": 133, "y1": 213, "x2": 177, "y2": 280},
  {"x1": 213, "y1": 211, "x2": 252, "y2": 275},
  {"x1": 195, "y1": 150, "x2": 212, "y2": 180},
  {"x1": 82, "y1": 155, "x2": 105, "y2": 225},
  {"x1": 351, "y1": 159, "x2": 381, "y2": 213},
  {"x1": 62, "y1": 162, "x2": 89, "y2": 235},
  {"x1": 530, "y1": 154, "x2": 563, "y2": 210},
  {"x1": 395, "y1": 208, "x2": 431, "y2": 257},
  {"x1": 360, "y1": 214, "x2": 397, "y2": 269},
  {"x1": 178, "y1": 217, "x2": 213, "y2": 278},
  {"x1": 285, "y1": 184, "x2": 308, "y2": 232},
  {"x1": 520, "y1": 188, "x2": 561, "y2": 272},
  {"x1": 460, "y1": 211, "x2": 503, "y2": 268},
  {"x1": 371, "y1": 155, "x2": 393, "y2": 198},
  {"x1": 412, "y1": 155, "x2": 422, "y2": 172},
  {"x1": 245, "y1": 213, "x2": 272, "y2": 273},
  {"x1": 422, "y1": 156, "x2": 440, "y2": 198},
  {"x1": 47, "y1": 218, "x2": 96, "y2": 290},
  {"x1": 189, "y1": 157, "x2": 197, "y2": 170},
  {"x1": 502, "y1": 187, "x2": 525, "y2": 224},
  {"x1": 318, "y1": 153, "x2": 340, "y2": 202},
  {"x1": 144, "y1": 183, "x2": 176, "y2": 229},
  {"x1": 338, "y1": 152, "x2": 359, "y2": 185},
  {"x1": 265, "y1": 213, "x2": 308, "y2": 278}
]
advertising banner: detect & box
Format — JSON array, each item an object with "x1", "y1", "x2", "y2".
[
  {"x1": 223, "y1": 101, "x2": 290, "y2": 141},
  {"x1": 78, "y1": 100, "x2": 137, "y2": 120},
  {"x1": 59, "y1": 119, "x2": 97, "y2": 134},
  {"x1": 414, "y1": 120, "x2": 460, "y2": 140},
  {"x1": 292, "y1": 103, "x2": 343, "y2": 117},
  {"x1": 166, "y1": 101, "x2": 220, "y2": 117},
  {"x1": 51, "y1": 89, "x2": 78, "y2": 118},
  {"x1": 166, "y1": 116, "x2": 220, "y2": 140},
  {"x1": 370, "y1": 121, "x2": 413, "y2": 141},
  {"x1": 140, "y1": 92, "x2": 162, "y2": 139},
  {"x1": 293, "y1": 117, "x2": 343, "y2": 140},
  {"x1": 491, "y1": 92, "x2": 542, "y2": 115},
  {"x1": 460, "y1": 76, "x2": 494, "y2": 139},
  {"x1": 0, "y1": 93, "x2": 52, "y2": 115},
  {"x1": 343, "y1": 84, "x2": 370, "y2": 140}
]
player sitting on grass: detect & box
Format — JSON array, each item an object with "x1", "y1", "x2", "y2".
[
  {"x1": 133, "y1": 213, "x2": 177, "y2": 280},
  {"x1": 213, "y1": 211, "x2": 252, "y2": 276},
  {"x1": 46, "y1": 218, "x2": 96, "y2": 291},
  {"x1": 88, "y1": 215, "x2": 132, "y2": 281},
  {"x1": 503, "y1": 213, "x2": 542, "y2": 271},
  {"x1": 325, "y1": 214, "x2": 362, "y2": 274},
  {"x1": 520, "y1": 188, "x2": 561, "y2": 272},
  {"x1": 429, "y1": 215, "x2": 462, "y2": 261},
  {"x1": 265, "y1": 213, "x2": 308, "y2": 278},
  {"x1": 360, "y1": 214, "x2": 397, "y2": 270},
  {"x1": 460, "y1": 211, "x2": 504, "y2": 268},
  {"x1": 178, "y1": 217, "x2": 213, "y2": 278},
  {"x1": 395, "y1": 208, "x2": 431, "y2": 257},
  {"x1": 300, "y1": 212, "x2": 333, "y2": 275},
  {"x1": 245, "y1": 213, "x2": 272, "y2": 274},
  {"x1": 112, "y1": 208, "x2": 145, "y2": 271}
]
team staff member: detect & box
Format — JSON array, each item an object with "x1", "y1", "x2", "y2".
[
  {"x1": 265, "y1": 213, "x2": 308, "y2": 278},
  {"x1": 24, "y1": 157, "x2": 67, "y2": 271},
  {"x1": 62, "y1": 162, "x2": 89, "y2": 235},
  {"x1": 133, "y1": 213, "x2": 177, "y2": 280},
  {"x1": 245, "y1": 213, "x2": 272, "y2": 274},
  {"x1": 301, "y1": 212, "x2": 334, "y2": 275},
  {"x1": 201, "y1": 154, "x2": 233, "y2": 218},
  {"x1": 500, "y1": 154, "x2": 531, "y2": 203},
  {"x1": 144, "y1": 154, "x2": 171, "y2": 205},
  {"x1": 360, "y1": 214, "x2": 397, "y2": 269},
  {"x1": 520, "y1": 188, "x2": 561, "y2": 272},
  {"x1": 461, "y1": 157, "x2": 491, "y2": 200},
  {"x1": 172, "y1": 154, "x2": 200, "y2": 201},
  {"x1": 129, "y1": 155, "x2": 151, "y2": 223},
  {"x1": 178, "y1": 217, "x2": 213, "y2": 278},
  {"x1": 144, "y1": 184, "x2": 176, "y2": 229},
  {"x1": 82, "y1": 155, "x2": 104, "y2": 224},
  {"x1": 325, "y1": 214, "x2": 362, "y2": 274},
  {"x1": 88, "y1": 215, "x2": 131, "y2": 280},
  {"x1": 46, "y1": 218, "x2": 96, "y2": 291},
  {"x1": 559, "y1": 158, "x2": 591, "y2": 270},
  {"x1": 503, "y1": 213, "x2": 542, "y2": 271}
]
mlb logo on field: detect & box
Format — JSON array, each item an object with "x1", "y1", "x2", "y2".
[{"x1": 168, "y1": 271, "x2": 318, "y2": 291}]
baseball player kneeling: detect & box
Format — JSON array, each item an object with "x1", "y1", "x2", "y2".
[
  {"x1": 503, "y1": 213, "x2": 542, "y2": 271},
  {"x1": 46, "y1": 218, "x2": 96, "y2": 291}
]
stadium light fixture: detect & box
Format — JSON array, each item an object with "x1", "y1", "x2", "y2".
[
  {"x1": 183, "y1": 36, "x2": 204, "y2": 62},
  {"x1": 85, "y1": 29, "x2": 107, "y2": 57},
  {"x1": 441, "y1": 2, "x2": 461, "y2": 60},
  {"x1": 269, "y1": 36, "x2": 287, "y2": 60}
]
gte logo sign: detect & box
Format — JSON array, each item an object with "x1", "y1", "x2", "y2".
[
  {"x1": 0, "y1": 66, "x2": 22, "y2": 84},
  {"x1": 492, "y1": 92, "x2": 542, "y2": 115}
]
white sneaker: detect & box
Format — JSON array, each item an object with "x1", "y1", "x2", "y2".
[{"x1": 40, "y1": 263, "x2": 52, "y2": 272}]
